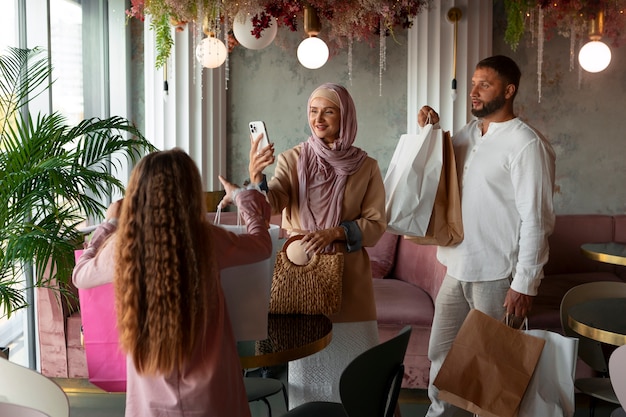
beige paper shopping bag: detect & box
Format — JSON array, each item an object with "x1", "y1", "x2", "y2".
[{"x1": 434, "y1": 309, "x2": 545, "y2": 417}]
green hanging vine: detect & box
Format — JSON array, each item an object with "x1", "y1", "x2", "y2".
[
  {"x1": 504, "y1": 0, "x2": 530, "y2": 51},
  {"x1": 151, "y1": 13, "x2": 174, "y2": 69}
]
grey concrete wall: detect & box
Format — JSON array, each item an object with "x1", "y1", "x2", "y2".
[
  {"x1": 225, "y1": 28, "x2": 408, "y2": 191},
  {"x1": 224, "y1": 6, "x2": 626, "y2": 215}
]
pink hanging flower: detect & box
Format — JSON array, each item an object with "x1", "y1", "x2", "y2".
[{"x1": 126, "y1": 0, "x2": 145, "y2": 21}]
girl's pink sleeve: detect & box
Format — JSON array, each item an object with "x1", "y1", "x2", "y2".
[
  {"x1": 72, "y1": 222, "x2": 118, "y2": 288},
  {"x1": 213, "y1": 190, "x2": 273, "y2": 270}
]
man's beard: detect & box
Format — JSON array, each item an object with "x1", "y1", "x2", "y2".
[{"x1": 471, "y1": 93, "x2": 506, "y2": 118}]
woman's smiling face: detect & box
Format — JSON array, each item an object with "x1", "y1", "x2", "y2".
[{"x1": 309, "y1": 97, "x2": 341, "y2": 145}]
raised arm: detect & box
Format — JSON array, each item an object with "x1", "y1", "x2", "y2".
[{"x1": 249, "y1": 132, "x2": 275, "y2": 184}]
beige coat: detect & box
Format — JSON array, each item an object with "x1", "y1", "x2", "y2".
[{"x1": 267, "y1": 145, "x2": 386, "y2": 322}]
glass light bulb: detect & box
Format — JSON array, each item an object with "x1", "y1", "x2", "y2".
[
  {"x1": 297, "y1": 37, "x2": 329, "y2": 69},
  {"x1": 195, "y1": 37, "x2": 227, "y2": 69},
  {"x1": 578, "y1": 40, "x2": 612, "y2": 73}
]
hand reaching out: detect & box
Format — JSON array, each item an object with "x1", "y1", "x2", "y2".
[
  {"x1": 105, "y1": 199, "x2": 123, "y2": 221},
  {"x1": 217, "y1": 175, "x2": 239, "y2": 209}
]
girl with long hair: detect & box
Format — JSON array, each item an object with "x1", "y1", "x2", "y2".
[{"x1": 73, "y1": 148, "x2": 271, "y2": 416}]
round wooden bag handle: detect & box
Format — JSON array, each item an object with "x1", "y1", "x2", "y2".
[{"x1": 281, "y1": 234, "x2": 305, "y2": 252}]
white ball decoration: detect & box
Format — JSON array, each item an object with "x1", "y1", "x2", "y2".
[
  {"x1": 232, "y1": 11, "x2": 278, "y2": 50},
  {"x1": 195, "y1": 37, "x2": 227, "y2": 68},
  {"x1": 297, "y1": 37, "x2": 329, "y2": 69}
]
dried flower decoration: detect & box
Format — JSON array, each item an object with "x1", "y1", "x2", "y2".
[
  {"x1": 503, "y1": 1, "x2": 626, "y2": 101},
  {"x1": 126, "y1": 0, "x2": 431, "y2": 68}
]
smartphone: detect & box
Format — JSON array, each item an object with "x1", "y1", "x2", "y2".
[{"x1": 249, "y1": 121, "x2": 270, "y2": 152}]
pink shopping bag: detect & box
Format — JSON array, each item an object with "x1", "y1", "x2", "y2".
[{"x1": 75, "y1": 250, "x2": 127, "y2": 392}]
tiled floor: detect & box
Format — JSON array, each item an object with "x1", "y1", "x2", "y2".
[
  {"x1": 53, "y1": 372, "x2": 622, "y2": 417},
  {"x1": 5, "y1": 338, "x2": 618, "y2": 417}
]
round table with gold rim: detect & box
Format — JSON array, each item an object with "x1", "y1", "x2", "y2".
[
  {"x1": 238, "y1": 313, "x2": 332, "y2": 369},
  {"x1": 567, "y1": 297, "x2": 626, "y2": 346},
  {"x1": 580, "y1": 242, "x2": 626, "y2": 267}
]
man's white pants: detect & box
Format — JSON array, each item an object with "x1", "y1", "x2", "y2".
[{"x1": 425, "y1": 274, "x2": 510, "y2": 417}]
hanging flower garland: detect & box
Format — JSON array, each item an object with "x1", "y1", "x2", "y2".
[
  {"x1": 503, "y1": 0, "x2": 626, "y2": 101},
  {"x1": 126, "y1": 0, "x2": 430, "y2": 69},
  {"x1": 505, "y1": 0, "x2": 626, "y2": 51}
]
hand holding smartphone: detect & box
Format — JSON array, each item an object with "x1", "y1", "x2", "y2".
[{"x1": 249, "y1": 121, "x2": 270, "y2": 153}]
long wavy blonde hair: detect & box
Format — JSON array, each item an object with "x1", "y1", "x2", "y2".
[{"x1": 114, "y1": 149, "x2": 217, "y2": 375}]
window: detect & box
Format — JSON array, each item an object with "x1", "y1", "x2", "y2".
[
  {"x1": 0, "y1": 0, "x2": 25, "y2": 367},
  {"x1": 0, "y1": 0, "x2": 129, "y2": 370},
  {"x1": 51, "y1": 0, "x2": 84, "y2": 126}
]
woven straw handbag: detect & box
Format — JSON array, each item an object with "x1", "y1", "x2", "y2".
[{"x1": 269, "y1": 235, "x2": 343, "y2": 315}]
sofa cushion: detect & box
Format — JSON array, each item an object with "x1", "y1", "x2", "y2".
[
  {"x1": 366, "y1": 232, "x2": 400, "y2": 279},
  {"x1": 545, "y1": 215, "x2": 615, "y2": 275},
  {"x1": 528, "y1": 272, "x2": 623, "y2": 331},
  {"x1": 372, "y1": 279, "x2": 434, "y2": 326},
  {"x1": 393, "y1": 239, "x2": 447, "y2": 302},
  {"x1": 614, "y1": 215, "x2": 626, "y2": 243}
]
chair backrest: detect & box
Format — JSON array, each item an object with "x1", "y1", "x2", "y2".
[
  {"x1": 560, "y1": 281, "x2": 626, "y2": 373},
  {"x1": 0, "y1": 403, "x2": 52, "y2": 417},
  {"x1": 0, "y1": 358, "x2": 70, "y2": 417},
  {"x1": 205, "y1": 190, "x2": 226, "y2": 212},
  {"x1": 339, "y1": 326, "x2": 412, "y2": 417},
  {"x1": 609, "y1": 344, "x2": 626, "y2": 408}
]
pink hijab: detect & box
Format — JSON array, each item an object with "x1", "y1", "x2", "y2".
[{"x1": 298, "y1": 83, "x2": 368, "y2": 232}]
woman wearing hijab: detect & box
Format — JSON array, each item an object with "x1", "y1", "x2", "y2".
[{"x1": 247, "y1": 83, "x2": 387, "y2": 406}]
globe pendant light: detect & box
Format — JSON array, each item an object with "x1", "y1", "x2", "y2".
[
  {"x1": 578, "y1": 11, "x2": 612, "y2": 73},
  {"x1": 297, "y1": 6, "x2": 329, "y2": 70},
  {"x1": 196, "y1": 16, "x2": 227, "y2": 69},
  {"x1": 196, "y1": 36, "x2": 227, "y2": 68}
]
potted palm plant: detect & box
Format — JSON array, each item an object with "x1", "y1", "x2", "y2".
[{"x1": 0, "y1": 47, "x2": 156, "y2": 318}]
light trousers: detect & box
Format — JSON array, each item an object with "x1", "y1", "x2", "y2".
[{"x1": 425, "y1": 274, "x2": 510, "y2": 417}]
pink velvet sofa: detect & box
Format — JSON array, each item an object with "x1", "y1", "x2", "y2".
[{"x1": 367, "y1": 214, "x2": 626, "y2": 389}]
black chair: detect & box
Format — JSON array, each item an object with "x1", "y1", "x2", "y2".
[
  {"x1": 280, "y1": 325, "x2": 412, "y2": 417},
  {"x1": 245, "y1": 376, "x2": 288, "y2": 417}
]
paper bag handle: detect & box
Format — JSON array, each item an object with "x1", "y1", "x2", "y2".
[
  {"x1": 214, "y1": 205, "x2": 242, "y2": 227},
  {"x1": 504, "y1": 313, "x2": 528, "y2": 330}
]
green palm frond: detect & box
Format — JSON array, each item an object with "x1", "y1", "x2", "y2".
[
  {"x1": 0, "y1": 47, "x2": 157, "y2": 317},
  {"x1": 0, "y1": 47, "x2": 50, "y2": 138}
]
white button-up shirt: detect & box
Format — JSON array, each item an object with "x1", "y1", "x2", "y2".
[{"x1": 437, "y1": 118, "x2": 556, "y2": 295}]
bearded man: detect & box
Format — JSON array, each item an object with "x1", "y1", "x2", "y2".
[{"x1": 418, "y1": 55, "x2": 557, "y2": 417}]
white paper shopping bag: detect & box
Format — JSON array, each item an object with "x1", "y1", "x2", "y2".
[
  {"x1": 384, "y1": 124, "x2": 443, "y2": 237},
  {"x1": 214, "y1": 209, "x2": 282, "y2": 341},
  {"x1": 518, "y1": 329, "x2": 578, "y2": 417}
]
